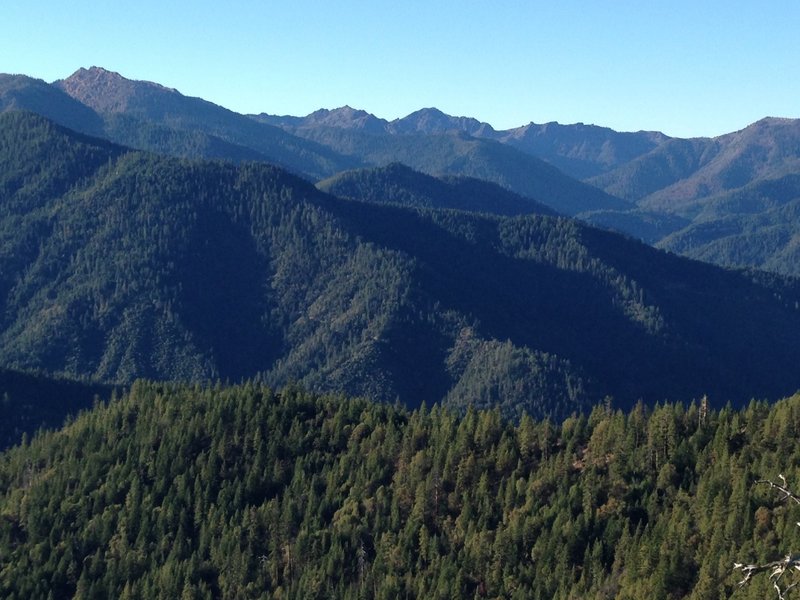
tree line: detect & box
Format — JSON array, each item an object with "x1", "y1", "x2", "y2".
[{"x1": 2, "y1": 380, "x2": 800, "y2": 598}]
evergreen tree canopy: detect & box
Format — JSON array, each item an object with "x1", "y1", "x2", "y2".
[
  {"x1": 4, "y1": 111, "x2": 800, "y2": 420},
  {"x1": 1, "y1": 381, "x2": 799, "y2": 599}
]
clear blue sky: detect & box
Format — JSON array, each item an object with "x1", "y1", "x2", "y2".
[{"x1": 3, "y1": 1, "x2": 799, "y2": 138}]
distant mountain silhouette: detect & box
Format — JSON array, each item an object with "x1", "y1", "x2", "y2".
[
  {"x1": 7, "y1": 66, "x2": 800, "y2": 274},
  {"x1": 51, "y1": 67, "x2": 355, "y2": 178},
  {"x1": 642, "y1": 118, "x2": 800, "y2": 211},
  {"x1": 389, "y1": 107, "x2": 492, "y2": 136},
  {"x1": 257, "y1": 105, "x2": 667, "y2": 180},
  {"x1": 1, "y1": 68, "x2": 629, "y2": 216},
  {"x1": 493, "y1": 121, "x2": 669, "y2": 179},
  {"x1": 581, "y1": 118, "x2": 800, "y2": 273},
  {"x1": 257, "y1": 104, "x2": 800, "y2": 274},
  {"x1": 255, "y1": 106, "x2": 391, "y2": 133}
]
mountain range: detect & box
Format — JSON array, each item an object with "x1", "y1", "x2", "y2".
[
  {"x1": 256, "y1": 105, "x2": 669, "y2": 180},
  {"x1": 3, "y1": 67, "x2": 800, "y2": 423},
  {"x1": 5, "y1": 67, "x2": 800, "y2": 276},
  {"x1": 7, "y1": 66, "x2": 800, "y2": 600},
  {"x1": 256, "y1": 92, "x2": 800, "y2": 276},
  {"x1": 4, "y1": 110, "x2": 800, "y2": 428},
  {"x1": 0, "y1": 68, "x2": 629, "y2": 216}
]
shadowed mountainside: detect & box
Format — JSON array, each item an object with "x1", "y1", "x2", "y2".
[
  {"x1": 4, "y1": 112, "x2": 800, "y2": 420},
  {"x1": 316, "y1": 162, "x2": 556, "y2": 217}
]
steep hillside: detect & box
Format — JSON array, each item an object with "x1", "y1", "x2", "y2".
[
  {"x1": 578, "y1": 208, "x2": 691, "y2": 244},
  {"x1": 495, "y1": 121, "x2": 669, "y2": 180},
  {"x1": 587, "y1": 119, "x2": 800, "y2": 204},
  {"x1": 257, "y1": 106, "x2": 668, "y2": 180},
  {"x1": 657, "y1": 198, "x2": 800, "y2": 276},
  {"x1": 585, "y1": 172, "x2": 800, "y2": 246},
  {"x1": 4, "y1": 69, "x2": 635, "y2": 216},
  {"x1": 652, "y1": 174, "x2": 800, "y2": 274},
  {"x1": 11, "y1": 67, "x2": 800, "y2": 277},
  {"x1": 1, "y1": 380, "x2": 798, "y2": 598},
  {"x1": 577, "y1": 119, "x2": 800, "y2": 275},
  {"x1": 587, "y1": 137, "x2": 722, "y2": 203},
  {"x1": 4, "y1": 112, "x2": 800, "y2": 417},
  {"x1": 51, "y1": 67, "x2": 356, "y2": 179},
  {"x1": 257, "y1": 103, "x2": 800, "y2": 276},
  {"x1": 0, "y1": 73, "x2": 293, "y2": 168},
  {"x1": 639, "y1": 118, "x2": 800, "y2": 212},
  {"x1": 587, "y1": 119, "x2": 800, "y2": 214},
  {"x1": 0, "y1": 74, "x2": 104, "y2": 136},
  {"x1": 287, "y1": 126, "x2": 631, "y2": 215},
  {"x1": 100, "y1": 112, "x2": 271, "y2": 163},
  {"x1": 316, "y1": 163, "x2": 555, "y2": 217}
]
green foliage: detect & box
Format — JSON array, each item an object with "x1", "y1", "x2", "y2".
[
  {"x1": 0, "y1": 74, "x2": 104, "y2": 137},
  {"x1": 583, "y1": 120, "x2": 800, "y2": 277},
  {"x1": 444, "y1": 332, "x2": 593, "y2": 421},
  {"x1": 101, "y1": 113, "x2": 270, "y2": 164},
  {"x1": 317, "y1": 162, "x2": 554, "y2": 217},
  {"x1": 5, "y1": 111, "x2": 800, "y2": 421},
  {"x1": 587, "y1": 137, "x2": 717, "y2": 203},
  {"x1": 293, "y1": 126, "x2": 630, "y2": 215},
  {"x1": 656, "y1": 179, "x2": 800, "y2": 276},
  {"x1": 10, "y1": 69, "x2": 800, "y2": 278},
  {"x1": 2, "y1": 381, "x2": 800, "y2": 598}
]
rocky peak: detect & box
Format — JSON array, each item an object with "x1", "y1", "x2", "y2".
[
  {"x1": 390, "y1": 107, "x2": 492, "y2": 136},
  {"x1": 54, "y1": 66, "x2": 178, "y2": 113},
  {"x1": 303, "y1": 106, "x2": 389, "y2": 133}
]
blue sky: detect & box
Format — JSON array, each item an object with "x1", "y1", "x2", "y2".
[{"x1": 3, "y1": 1, "x2": 799, "y2": 138}]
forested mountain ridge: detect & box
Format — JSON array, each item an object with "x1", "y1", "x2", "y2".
[
  {"x1": 1, "y1": 379, "x2": 799, "y2": 598},
  {"x1": 255, "y1": 106, "x2": 670, "y2": 180},
  {"x1": 267, "y1": 104, "x2": 800, "y2": 219},
  {"x1": 0, "y1": 73, "x2": 278, "y2": 167},
  {"x1": 259, "y1": 102, "x2": 800, "y2": 275},
  {"x1": 491, "y1": 120, "x2": 670, "y2": 180},
  {"x1": 656, "y1": 190, "x2": 800, "y2": 276},
  {"x1": 250, "y1": 118, "x2": 633, "y2": 216},
  {"x1": 4, "y1": 111, "x2": 800, "y2": 420},
  {"x1": 53, "y1": 67, "x2": 358, "y2": 179},
  {"x1": 0, "y1": 74, "x2": 105, "y2": 137},
  {"x1": 0, "y1": 68, "x2": 354, "y2": 179},
  {"x1": 316, "y1": 163, "x2": 556, "y2": 217},
  {"x1": 580, "y1": 119, "x2": 800, "y2": 274},
  {"x1": 1, "y1": 67, "x2": 631, "y2": 216},
  {"x1": 595, "y1": 118, "x2": 800, "y2": 210},
  {"x1": 9, "y1": 66, "x2": 800, "y2": 275},
  {"x1": 8, "y1": 64, "x2": 800, "y2": 600}
]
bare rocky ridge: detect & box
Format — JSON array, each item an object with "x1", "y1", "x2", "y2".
[{"x1": 55, "y1": 66, "x2": 179, "y2": 114}]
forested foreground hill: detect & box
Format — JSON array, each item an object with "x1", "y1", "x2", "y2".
[
  {"x1": 5, "y1": 111, "x2": 800, "y2": 418},
  {"x1": 1, "y1": 380, "x2": 799, "y2": 599}
]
